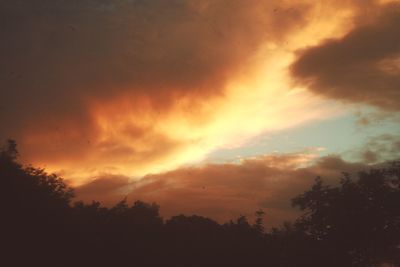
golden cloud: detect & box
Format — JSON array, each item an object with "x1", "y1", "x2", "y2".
[{"x1": 0, "y1": 0, "x2": 393, "y2": 184}]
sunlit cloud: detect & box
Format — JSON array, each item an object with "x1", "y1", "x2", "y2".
[{"x1": 1, "y1": 0, "x2": 397, "y2": 186}]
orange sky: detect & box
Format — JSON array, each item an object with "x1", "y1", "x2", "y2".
[
  {"x1": 1, "y1": 0, "x2": 399, "y2": 224},
  {"x1": 12, "y1": 0, "x2": 368, "y2": 183}
]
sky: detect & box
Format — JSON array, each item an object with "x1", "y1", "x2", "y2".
[{"x1": 1, "y1": 0, "x2": 399, "y2": 225}]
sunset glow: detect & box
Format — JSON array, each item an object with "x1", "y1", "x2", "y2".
[{"x1": 1, "y1": 0, "x2": 399, "y2": 220}]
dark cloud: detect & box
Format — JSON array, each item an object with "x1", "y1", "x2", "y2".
[
  {"x1": 74, "y1": 153, "x2": 372, "y2": 226},
  {"x1": 0, "y1": 0, "x2": 308, "y2": 130},
  {"x1": 291, "y1": 3, "x2": 400, "y2": 110},
  {"x1": 0, "y1": 0, "x2": 310, "y2": 167}
]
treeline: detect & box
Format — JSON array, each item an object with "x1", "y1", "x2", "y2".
[{"x1": 1, "y1": 140, "x2": 399, "y2": 267}]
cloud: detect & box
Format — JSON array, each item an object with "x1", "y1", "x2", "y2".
[
  {"x1": 2, "y1": 0, "x2": 395, "y2": 185},
  {"x1": 291, "y1": 2, "x2": 400, "y2": 110},
  {"x1": 75, "y1": 152, "x2": 372, "y2": 226},
  {"x1": 2, "y1": 0, "x2": 398, "y2": 229},
  {"x1": 1, "y1": 0, "x2": 339, "y2": 182},
  {"x1": 0, "y1": 0, "x2": 308, "y2": 130}
]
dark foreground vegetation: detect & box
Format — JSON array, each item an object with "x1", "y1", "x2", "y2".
[{"x1": 1, "y1": 140, "x2": 399, "y2": 267}]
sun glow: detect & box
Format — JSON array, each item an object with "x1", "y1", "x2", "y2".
[{"x1": 23, "y1": 1, "x2": 362, "y2": 185}]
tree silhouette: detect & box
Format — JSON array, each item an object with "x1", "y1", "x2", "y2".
[
  {"x1": 292, "y1": 164, "x2": 400, "y2": 267},
  {"x1": 1, "y1": 139, "x2": 399, "y2": 267},
  {"x1": 1, "y1": 140, "x2": 75, "y2": 266}
]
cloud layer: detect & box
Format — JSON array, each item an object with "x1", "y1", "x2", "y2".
[{"x1": 1, "y1": 0, "x2": 398, "y2": 185}]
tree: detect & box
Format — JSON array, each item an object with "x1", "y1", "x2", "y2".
[
  {"x1": 0, "y1": 140, "x2": 75, "y2": 266},
  {"x1": 292, "y1": 162, "x2": 400, "y2": 267}
]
